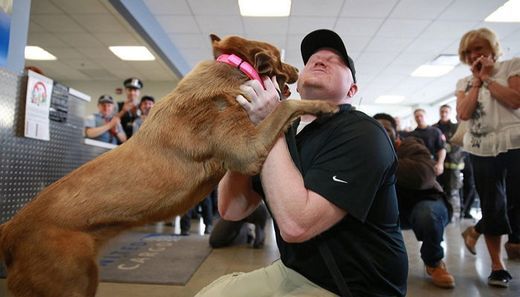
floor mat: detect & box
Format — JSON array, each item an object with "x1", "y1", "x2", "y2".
[
  {"x1": 0, "y1": 231, "x2": 213, "y2": 286},
  {"x1": 98, "y1": 231, "x2": 212, "y2": 285}
]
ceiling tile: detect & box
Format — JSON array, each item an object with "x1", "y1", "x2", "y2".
[
  {"x1": 340, "y1": 0, "x2": 398, "y2": 18},
  {"x1": 168, "y1": 33, "x2": 209, "y2": 49},
  {"x1": 144, "y1": 0, "x2": 192, "y2": 15},
  {"x1": 31, "y1": 14, "x2": 85, "y2": 33},
  {"x1": 76, "y1": 47, "x2": 116, "y2": 59},
  {"x1": 195, "y1": 15, "x2": 244, "y2": 36},
  {"x1": 93, "y1": 32, "x2": 140, "y2": 46},
  {"x1": 390, "y1": 0, "x2": 453, "y2": 19},
  {"x1": 61, "y1": 58, "x2": 102, "y2": 70},
  {"x1": 243, "y1": 33, "x2": 287, "y2": 49},
  {"x1": 30, "y1": 0, "x2": 62, "y2": 14},
  {"x1": 156, "y1": 15, "x2": 200, "y2": 33},
  {"x1": 243, "y1": 18, "x2": 289, "y2": 35},
  {"x1": 57, "y1": 32, "x2": 105, "y2": 48},
  {"x1": 376, "y1": 19, "x2": 432, "y2": 39},
  {"x1": 187, "y1": 0, "x2": 239, "y2": 16},
  {"x1": 288, "y1": 17, "x2": 336, "y2": 34},
  {"x1": 405, "y1": 37, "x2": 455, "y2": 54},
  {"x1": 335, "y1": 18, "x2": 385, "y2": 37},
  {"x1": 49, "y1": 0, "x2": 108, "y2": 14},
  {"x1": 438, "y1": 0, "x2": 508, "y2": 21},
  {"x1": 27, "y1": 32, "x2": 69, "y2": 48},
  {"x1": 29, "y1": 21, "x2": 48, "y2": 33},
  {"x1": 420, "y1": 20, "x2": 480, "y2": 39},
  {"x1": 44, "y1": 47, "x2": 85, "y2": 59},
  {"x1": 365, "y1": 37, "x2": 414, "y2": 53},
  {"x1": 71, "y1": 14, "x2": 127, "y2": 33},
  {"x1": 291, "y1": 0, "x2": 345, "y2": 16}
]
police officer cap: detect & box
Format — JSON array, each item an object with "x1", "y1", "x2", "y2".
[
  {"x1": 124, "y1": 77, "x2": 143, "y2": 89},
  {"x1": 98, "y1": 94, "x2": 114, "y2": 104}
]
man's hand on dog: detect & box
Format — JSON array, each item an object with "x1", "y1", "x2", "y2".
[{"x1": 237, "y1": 76, "x2": 282, "y2": 125}]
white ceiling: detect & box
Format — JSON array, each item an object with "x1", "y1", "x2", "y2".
[
  {"x1": 26, "y1": 0, "x2": 520, "y2": 115},
  {"x1": 26, "y1": 0, "x2": 178, "y2": 83}
]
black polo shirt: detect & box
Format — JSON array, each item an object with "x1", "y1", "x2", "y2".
[
  {"x1": 254, "y1": 104, "x2": 408, "y2": 297},
  {"x1": 410, "y1": 126, "x2": 445, "y2": 159}
]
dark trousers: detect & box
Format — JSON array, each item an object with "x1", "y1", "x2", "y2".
[
  {"x1": 460, "y1": 154, "x2": 478, "y2": 216},
  {"x1": 400, "y1": 199, "x2": 449, "y2": 267},
  {"x1": 209, "y1": 203, "x2": 268, "y2": 248},
  {"x1": 471, "y1": 149, "x2": 520, "y2": 243},
  {"x1": 181, "y1": 196, "x2": 213, "y2": 232}
]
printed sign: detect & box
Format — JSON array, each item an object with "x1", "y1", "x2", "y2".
[{"x1": 25, "y1": 70, "x2": 53, "y2": 141}]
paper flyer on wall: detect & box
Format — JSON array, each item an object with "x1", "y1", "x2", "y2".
[{"x1": 24, "y1": 70, "x2": 53, "y2": 141}]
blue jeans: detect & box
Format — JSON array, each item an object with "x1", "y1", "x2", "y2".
[{"x1": 400, "y1": 199, "x2": 449, "y2": 267}]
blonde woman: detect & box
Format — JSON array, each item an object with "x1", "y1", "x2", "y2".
[{"x1": 456, "y1": 27, "x2": 520, "y2": 287}]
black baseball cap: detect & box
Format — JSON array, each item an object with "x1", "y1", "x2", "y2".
[
  {"x1": 124, "y1": 77, "x2": 143, "y2": 89},
  {"x1": 140, "y1": 95, "x2": 155, "y2": 104},
  {"x1": 98, "y1": 94, "x2": 114, "y2": 104},
  {"x1": 301, "y1": 29, "x2": 356, "y2": 82}
]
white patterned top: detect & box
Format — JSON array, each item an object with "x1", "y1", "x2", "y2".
[{"x1": 456, "y1": 57, "x2": 520, "y2": 157}]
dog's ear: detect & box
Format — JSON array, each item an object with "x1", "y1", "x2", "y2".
[
  {"x1": 254, "y1": 51, "x2": 274, "y2": 76},
  {"x1": 283, "y1": 63, "x2": 299, "y2": 84},
  {"x1": 210, "y1": 34, "x2": 223, "y2": 59}
]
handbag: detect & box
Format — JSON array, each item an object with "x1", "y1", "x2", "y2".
[{"x1": 450, "y1": 120, "x2": 468, "y2": 147}]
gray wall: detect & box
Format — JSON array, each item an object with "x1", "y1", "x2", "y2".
[{"x1": 0, "y1": 69, "x2": 109, "y2": 223}]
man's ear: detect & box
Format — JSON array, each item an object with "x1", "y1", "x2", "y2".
[
  {"x1": 282, "y1": 85, "x2": 291, "y2": 98},
  {"x1": 210, "y1": 34, "x2": 223, "y2": 59},
  {"x1": 347, "y1": 83, "x2": 358, "y2": 98},
  {"x1": 254, "y1": 51, "x2": 274, "y2": 75}
]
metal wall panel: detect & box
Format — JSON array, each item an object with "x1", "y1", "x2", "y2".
[{"x1": 0, "y1": 69, "x2": 108, "y2": 223}]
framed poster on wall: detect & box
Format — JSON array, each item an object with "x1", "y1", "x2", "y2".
[{"x1": 24, "y1": 70, "x2": 53, "y2": 141}]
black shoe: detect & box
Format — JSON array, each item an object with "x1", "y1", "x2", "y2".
[
  {"x1": 180, "y1": 230, "x2": 190, "y2": 236},
  {"x1": 253, "y1": 225, "x2": 265, "y2": 249},
  {"x1": 488, "y1": 270, "x2": 512, "y2": 287},
  {"x1": 204, "y1": 225, "x2": 213, "y2": 234}
]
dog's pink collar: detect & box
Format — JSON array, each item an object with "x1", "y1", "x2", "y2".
[{"x1": 216, "y1": 54, "x2": 264, "y2": 88}]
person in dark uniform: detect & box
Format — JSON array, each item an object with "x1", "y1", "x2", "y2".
[
  {"x1": 433, "y1": 104, "x2": 465, "y2": 217},
  {"x1": 117, "y1": 77, "x2": 143, "y2": 140}
]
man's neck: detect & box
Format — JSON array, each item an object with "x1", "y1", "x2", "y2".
[{"x1": 417, "y1": 124, "x2": 428, "y2": 129}]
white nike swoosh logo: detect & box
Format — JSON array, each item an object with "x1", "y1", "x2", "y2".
[{"x1": 332, "y1": 176, "x2": 349, "y2": 184}]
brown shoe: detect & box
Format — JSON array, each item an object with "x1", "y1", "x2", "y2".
[
  {"x1": 426, "y1": 261, "x2": 455, "y2": 288},
  {"x1": 505, "y1": 242, "x2": 520, "y2": 260},
  {"x1": 461, "y1": 226, "x2": 480, "y2": 255}
]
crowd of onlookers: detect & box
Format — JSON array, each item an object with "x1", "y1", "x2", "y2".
[{"x1": 84, "y1": 77, "x2": 154, "y2": 145}]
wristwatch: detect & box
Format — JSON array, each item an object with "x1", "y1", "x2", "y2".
[{"x1": 482, "y1": 78, "x2": 494, "y2": 88}]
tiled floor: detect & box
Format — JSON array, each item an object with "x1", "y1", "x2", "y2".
[{"x1": 1, "y1": 217, "x2": 519, "y2": 297}]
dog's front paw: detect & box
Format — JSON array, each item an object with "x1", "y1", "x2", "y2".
[{"x1": 315, "y1": 101, "x2": 339, "y2": 115}]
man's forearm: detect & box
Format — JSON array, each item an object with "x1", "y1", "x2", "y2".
[
  {"x1": 217, "y1": 171, "x2": 261, "y2": 221},
  {"x1": 85, "y1": 125, "x2": 109, "y2": 138},
  {"x1": 436, "y1": 148, "x2": 446, "y2": 165},
  {"x1": 260, "y1": 136, "x2": 346, "y2": 242}
]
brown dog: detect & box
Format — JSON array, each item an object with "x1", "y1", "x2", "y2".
[{"x1": 0, "y1": 34, "x2": 337, "y2": 297}]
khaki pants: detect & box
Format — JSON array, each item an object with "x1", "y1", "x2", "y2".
[{"x1": 195, "y1": 259, "x2": 338, "y2": 297}]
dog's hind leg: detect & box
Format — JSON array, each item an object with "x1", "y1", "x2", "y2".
[{"x1": 7, "y1": 228, "x2": 99, "y2": 297}]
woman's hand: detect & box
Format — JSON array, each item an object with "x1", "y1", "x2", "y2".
[
  {"x1": 471, "y1": 55, "x2": 495, "y2": 81},
  {"x1": 236, "y1": 76, "x2": 282, "y2": 125}
]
